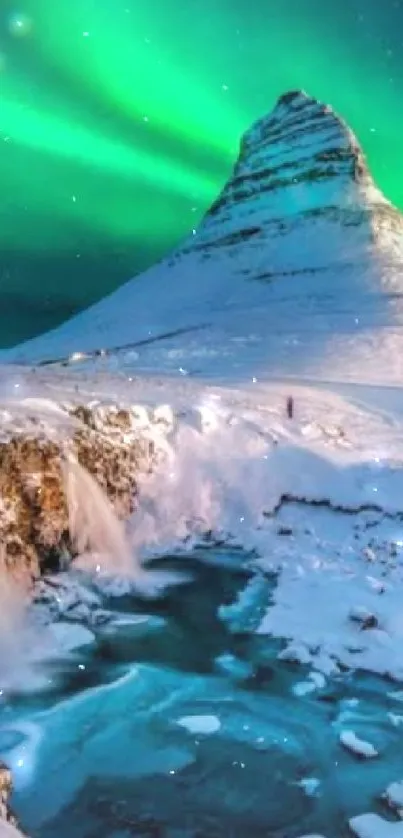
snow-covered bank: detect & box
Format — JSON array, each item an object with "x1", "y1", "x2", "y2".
[
  {"x1": 0, "y1": 823, "x2": 25, "y2": 838},
  {"x1": 3, "y1": 362, "x2": 403, "y2": 682},
  {"x1": 3, "y1": 367, "x2": 403, "y2": 678}
]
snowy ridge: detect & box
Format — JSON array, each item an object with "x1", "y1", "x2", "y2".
[
  {"x1": 3, "y1": 91, "x2": 403, "y2": 385},
  {"x1": 190, "y1": 90, "x2": 388, "y2": 251}
]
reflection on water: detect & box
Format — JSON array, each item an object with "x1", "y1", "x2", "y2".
[{"x1": 0, "y1": 550, "x2": 402, "y2": 837}]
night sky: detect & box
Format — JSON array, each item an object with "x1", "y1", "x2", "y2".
[{"x1": 1, "y1": 0, "x2": 403, "y2": 345}]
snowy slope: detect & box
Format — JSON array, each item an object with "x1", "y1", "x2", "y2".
[
  {"x1": 3, "y1": 90, "x2": 403, "y2": 384},
  {"x1": 3, "y1": 92, "x2": 403, "y2": 838}
]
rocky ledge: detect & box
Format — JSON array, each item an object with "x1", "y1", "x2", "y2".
[
  {"x1": 0, "y1": 397, "x2": 163, "y2": 586},
  {"x1": 0, "y1": 763, "x2": 25, "y2": 837}
]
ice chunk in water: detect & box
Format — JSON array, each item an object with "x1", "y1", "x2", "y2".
[
  {"x1": 176, "y1": 715, "x2": 221, "y2": 735},
  {"x1": 298, "y1": 777, "x2": 321, "y2": 797},
  {"x1": 340, "y1": 730, "x2": 378, "y2": 758},
  {"x1": 384, "y1": 780, "x2": 403, "y2": 814},
  {"x1": 350, "y1": 814, "x2": 403, "y2": 836}
]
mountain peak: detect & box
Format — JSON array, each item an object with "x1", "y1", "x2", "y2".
[
  {"x1": 276, "y1": 89, "x2": 308, "y2": 106},
  {"x1": 3, "y1": 92, "x2": 403, "y2": 385},
  {"x1": 226, "y1": 89, "x2": 369, "y2": 212}
]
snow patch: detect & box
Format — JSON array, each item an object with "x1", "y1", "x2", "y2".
[
  {"x1": 48, "y1": 621, "x2": 94, "y2": 652},
  {"x1": 339, "y1": 730, "x2": 378, "y2": 758},
  {"x1": 298, "y1": 777, "x2": 321, "y2": 797},
  {"x1": 384, "y1": 781, "x2": 403, "y2": 816},
  {"x1": 176, "y1": 715, "x2": 221, "y2": 735},
  {"x1": 350, "y1": 814, "x2": 403, "y2": 837}
]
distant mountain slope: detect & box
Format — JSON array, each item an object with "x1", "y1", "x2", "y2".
[{"x1": 4, "y1": 91, "x2": 403, "y2": 383}]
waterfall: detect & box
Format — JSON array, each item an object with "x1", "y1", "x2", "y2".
[
  {"x1": 0, "y1": 551, "x2": 27, "y2": 661},
  {"x1": 61, "y1": 454, "x2": 137, "y2": 576}
]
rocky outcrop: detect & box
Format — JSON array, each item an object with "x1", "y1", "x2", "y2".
[
  {"x1": 0, "y1": 398, "x2": 158, "y2": 586},
  {"x1": 0, "y1": 763, "x2": 25, "y2": 836}
]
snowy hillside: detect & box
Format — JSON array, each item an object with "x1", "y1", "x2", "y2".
[
  {"x1": 3, "y1": 90, "x2": 403, "y2": 384},
  {"x1": 3, "y1": 93, "x2": 403, "y2": 838}
]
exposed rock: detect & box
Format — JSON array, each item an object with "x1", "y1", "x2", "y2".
[
  {"x1": 349, "y1": 606, "x2": 379, "y2": 630},
  {"x1": 0, "y1": 400, "x2": 157, "y2": 586},
  {"x1": 0, "y1": 763, "x2": 25, "y2": 835}
]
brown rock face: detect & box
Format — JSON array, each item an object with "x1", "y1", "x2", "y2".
[
  {"x1": 0, "y1": 762, "x2": 24, "y2": 834},
  {"x1": 0, "y1": 402, "x2": 156, "y2": 586}
]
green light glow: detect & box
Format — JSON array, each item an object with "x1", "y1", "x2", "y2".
[
  {"x1": 2, "y1": 86, "x2": 217, "y2": 203},
  {"x1": 0, "y1": 0, "x2": 402, "y2": 339},
  {"x1": 27, "y1": 0, "x2": 244, "y2": 155}
]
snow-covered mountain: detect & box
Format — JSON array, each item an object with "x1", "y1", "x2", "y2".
[
  {"x1": 3, "y1": 90, "x2": 403, "y2": 383},
  {"x1": 4, "y1": 94, "x2": 403, "y2": 838}
]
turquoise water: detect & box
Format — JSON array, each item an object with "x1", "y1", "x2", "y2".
[{"x1": 0, "y1": 550, "x2": 402, "y2": 837}]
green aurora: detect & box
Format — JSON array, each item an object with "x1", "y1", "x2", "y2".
[{"x1": 0, "y1": 0, "x2": 403, "y2": 343}]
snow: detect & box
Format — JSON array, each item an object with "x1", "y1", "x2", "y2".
[
  {"x1": 1, "y1": 96, "x2": 403, "y2": 390},
  {"x1": 309, "y1": 672, "x2": 326, "y2": 689},
  {"x1": 350, "y1": 814, "x2": 403, "y2": 837},
  {"x1": 4, "y1": 368, "x2": 403, "y2": 684},
  {"x1": 47, "y1": 621, "x2": 95, "y2": 652},
  {"x1": 4, "y1": 376, "x2": 403, "y2": 831},
  {"x1": 1, "y1": 91, "x2": 403, "y2": 835},
  {"x1": 387, "y1": 713, "x2": 403, "y2": 727},
  {"x1": 215, "y1": 653, "x2": 253, "y2": 680},
  {"x1": 292, "y1": 671, "x2": 327, "y2": 697},
  {"x1": 298, "y1": 777, "x2": 321, "y2": 797},
  {"x1": 384, "y1": 780, "x2": 403, "y2": 813},
  {"x1": 339, "y1": 730, "x2": 378, "y2": 758},
  {"x1": 0, "y1": 824, "x2": 25, "y2": 838},
  {"x1": 176, "y1": 715, "x2": 221, "y2": 735},
  {"x1": 293, "y1": 680, "x2": 317, "y2": 697}
]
